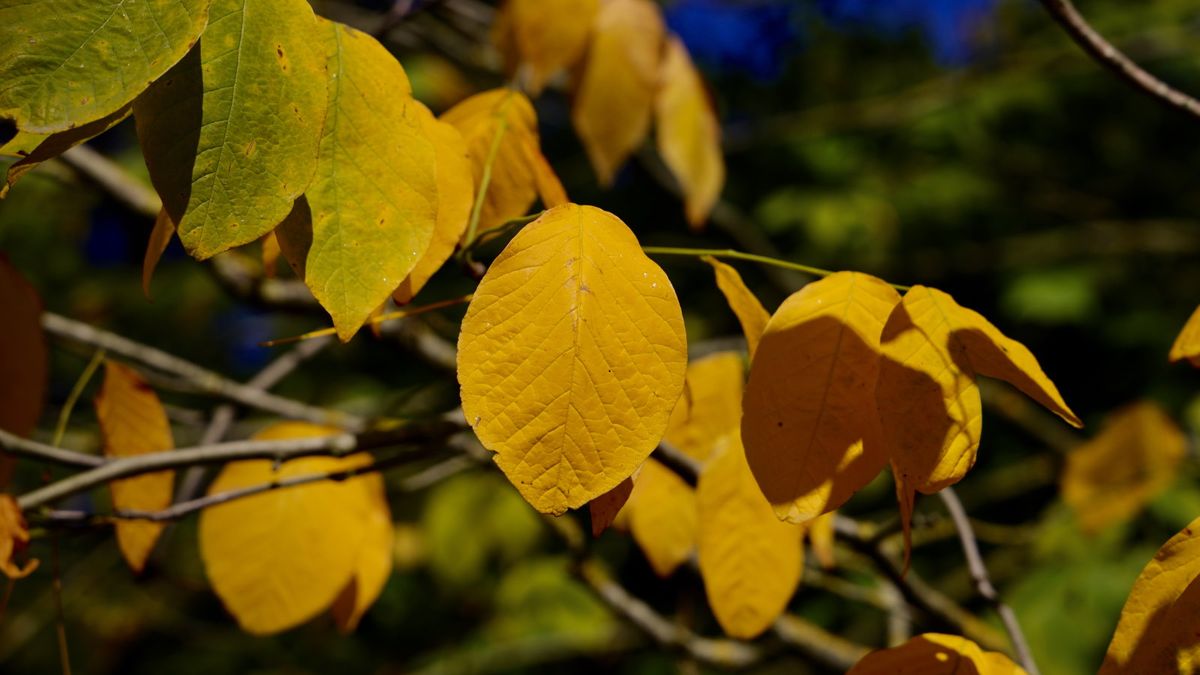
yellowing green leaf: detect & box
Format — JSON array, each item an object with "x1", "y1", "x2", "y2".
[
  {"x1": 698, "y1": 432, "x2": 803, "y2": 638},
  {"x1": 1, "y1": 106, "x2": 130, "y2": 197},
  {"x1": 704, "y1": 258, "x2": 769, "y2": 359},
  {"x1": 199, "y1": 422, "x2": 378, "y2": 635},
  {"x1": 626, "y1": 460, "x2": 697, "y2": 576},
  {"x1": 849, "y1": 633, "x2": 1027, "y2": 675},
  {"x1": 570, "y1": 0, "x2": 664, "y2": 186},
  {"x1": 493, "y1": 0, "x2": 599, "y2": 95},
  {"x1": 393, "y1": 113, "x2": 474, "y2": 305},
  {"x1": 458, "y1": 203, "x2": 687, "y2": 514},
  {"x1": 0, "y1": 0, "x2": 211, "y2": 133},
  {"x1": 441, "y1": 88, "x2": 566, "y2": 236},
  {"x1": 655, "y1": 36, "x2": 723, "y2": 227},
  {"x1": 94, "y1": 361, "x2": 174, "y2": 573},
  {"x1": 276, "y1": 20, "x2": 439, "y2": 341},
  {"x1": 1169, "y1": 304, "x2": 1200, "y2": 367},
  {"x1": 134, "y1": 0, "x2": 325, "y2": 259},
  {"x1": 588, "y1": 476, "x2": 633, "y2": 537},
  {"x1": 0, "y1": 256, "x2": 47, "y2": 492},
  {"x1": 1101, "y1": 516, "x2": 1200, "y2": 674},
  {"x1": 743, "y1": 272, "x2": 898, "y2": 524},
  {"x1": 330, "y1": 471, "x2": 393, "y2": 633},
  {"x1": 1062, "y1": 402, "x2": 1185, "y2": 534}
]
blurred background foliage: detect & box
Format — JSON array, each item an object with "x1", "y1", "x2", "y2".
[{"x1": 2, "y1": 0, "x2": 1200, "y2": 673}]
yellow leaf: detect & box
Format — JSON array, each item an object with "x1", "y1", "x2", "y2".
[
  {"x1": 666, "y1": 350, "x2": 745, "y2": 461},
  {"x1": 493, "y1": 0, "x2": 599, "y2": 95},
  {"x1": 703, "y1": 258, "x2": 769, "y2": 359},
  {"x1": 876, "y1": 285, "x2": 1080, "y2": 547},
  {"x1": 1169, "y1": 304, "x2": 1200, "y2": 367},
  {"x1": 588, "y1": 476, "x2": 633, "y2": 537},
  {"x1": 698, "y1": 432, "x2": 804, "y2": 639},
  {"x1": 141, "y1": 209, "x2": 175, "y2": 300},
  {"x1": 743, "y1": 272, "x2": 898, "y2": 523},
  {"x1": 199, "y1": 422, "x2": 378, "y2": 635},
  {"x1": 626, "y1": 460, "x2": 697, "y2": 577},
  {"x1": 655, "y1": 36, "x2": 724, "y2": 227},
  {"x1": 0, "y1": 494, "x2": 37, "y2": 579},
  {"x1": 849, "y1": 633, "x2": 1027, "y2": 675},
  {"x1": 570, "y1": 0, "x2": 664, "y2": 186},
  {"x1": 1101, "y1": 516, "x2": 1200, "y2": 674},
  {"x1": 458, "y1": 203, "x2": 687, "y2": 514},
  {"x1": 441, "y1": 88, "x2": 566, "y2": 236},
  {"x1": 393, "y1": 112, "x2": 475, "y2": 305},
  {"x1": 276, "y1": 19, "x2": 438, "y2": 341},
  {"x1": 808, "y1": 510, "x2": 837, "y2": 570},
  {"x1": 0, "y1": 255, "x2": 47, "y2": 487},
  {"x1": 1062, "y1": 402, "x2": 1185, "y2": 534},
  {"x1": 331, "y1": 470, "x2": 393, "y2": 633},
  {"x1": 94, "y1": 361, "x2": 175, "y2": 573}
]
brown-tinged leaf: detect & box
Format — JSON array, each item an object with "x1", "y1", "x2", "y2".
[
  {"x1": 141, "y1": 209, "x2": 175, "y2": 300},
  {"x1": 95, "y1": 361, "x2": 175, "y2": 573},
  {"x1": 655, "y1": 36, "x2": 723, "y2": 227},
  {"x1": 1, "y1": 105, "x2": 131, "y2": 197},
  {"x1": 0, "y1": 494, "x2": 37, "y2": 579},
  {"x1": 0, "y1": 256, "x2": 47, "y2": 487},
  {"x1": 849, "y1": 633, "x2": 1027, "y2": 674},
  {"x1": 493, "y1": 0, "x2": 599, "y2": 95},
  {"x1": 588, "y1": 476, "x2": 633, "y2": 537},
  {"x1": 704, "y1": 257, "x2": 769, "y2": 359}
]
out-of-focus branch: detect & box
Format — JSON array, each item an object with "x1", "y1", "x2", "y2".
[
  {"x1": 1038, "y1": 0, "x2": 1200, "y2": 121},
  {"x1": 0, "y1": 429, "x2": 102, "y2": 469},
  {"x1": 939, "y1": 487, "x2": 1039, "y2": 675},
  {"x1": 59, "y1": 145, "x2": 161, "y2": 218}
]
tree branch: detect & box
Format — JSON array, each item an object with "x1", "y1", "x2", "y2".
[
  {"x1": 0, "y1": 429, "x2": 102, "y2": 469},
  {"x1": 1038, "y1": 0, "x2": 1200, "y2": 121},
  {"x1": 938, "y1": 487, "x2": 1039, "y2": 674}
]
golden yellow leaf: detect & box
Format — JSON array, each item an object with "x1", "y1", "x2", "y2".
[
  {"x1": 331, "y1": 470, "x2": 393, "y2": 633},
  {"x1": 704, "y1": 258, "x2": 769, "y2": 359},
  {"x1": 808, "y1": 510, "x2": 837, "y2": 570},
  {"x1": 141, "y1": 209, "x2": 175, "y2": 300},
  {"x1": 1169, "y1": 304, "x2": 1200, "y2": 367},
  {"x1": 849, "y1": 633, "x2": 1027, "y2": 675},
  {"x1": 94, "y1": 361, "x2": 175, "y2": 573},
  {"x1": 743, "y1": 272, "x2": 898, "y2": 523},
  {"x1": 0, "y1": 255, "x2": 47, "y2": 487},
  {"x1": 1062, "y1": 402, "x2": 1185, "y2": 534},
  {"x1": 458, "y1": 203, "x2": 687, "y2": 514},
  {"x1": 665, "y1": 351, "x2": 745, "y2": 462},
  {"x1": 876, "y1": 285, "x2": 1080, "y2": 546},
  {"x1": 698, "y1": 432, "x2": 804, "y2": 639},
  {"x1": 0, "y1": 494, "x2": 37, "y2": 579},
  {"x1": 441, "y1": 88, "x2": 566, "y2": 236},
  {"x1": 656, "y1": 36, "x2": 724, "y2": 227},
  {"x1": 199, "y1": 422, "x2": 379, "y2": 635},
  {"x1": 588, "y1": 476, "x2": 633, "y2": 537},
  {"x1": 393, "y1": 112, "x2": 474, "y2": 305},
  {"x1": 627, "y1": 460, "x2": 697, "y2": 577},
  {"x1": 493, "y1": 0, "x2": 599, "y2": 95},
  {"x1": 1101, "y1": 516, "x2": 1200, "y2": 674},
  {"x1": 570, "y1": 0, "x2": 664, "y2": 186}
]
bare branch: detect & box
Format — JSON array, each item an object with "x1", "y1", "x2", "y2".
[
  {"x1": 59, "y1": 145, "x2": 162, "y2": 218},
  {"x1": 0, "y1": 429, "x2": 102, "y2": 469},
  {"x1": 938, "y1": 487, "x2": 1039, "y2": 675},
  {"x1": 1038, "y1": 0, "x2": 1200, "y2": 121}
]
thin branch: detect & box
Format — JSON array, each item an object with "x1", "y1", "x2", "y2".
[
  {"x1": 1038, "y1": 0, "x2": 1200, "y2": 121},
  {"x1": 0, "y1": 429, "x2": 102, "y2": 469},
  {"x1": 41, "y1": 312, "x2": 367, "y2": 431},
  {"x1": 59, "y1": 146, "x2": 162, "y2": 218},
  {"x1": 643, "y1": 246, "x2": 909, "y2": 292},
  {"x1": 938, "y1": 488, "x2": 1039, "y2": 675}
]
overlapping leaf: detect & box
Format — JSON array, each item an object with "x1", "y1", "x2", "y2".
[
  {"x1": 1168, "y1": 304, "x2": 1200, "y2": 367},
  {"x1": 626, "y1": 460, "x2": 696, "y2": 576},
  {"x1": 458, "y1": 204, "x2": 687, "y2": 514},
  {"x1": 331, "y1": 470, "x2": 393, "y2": 633},
  {"x1": 0, "y1": 255, "x2": 47, "y2": 488},
  {"x1": 94, "y1": 361, "x2": 175, "y2": 573},
  {"x1": 0, "y1": 0, "x2": 211, "y2": 133},
  {"x1": 849, "y1": 633, "x2": 1027, "y2": 674},
  {"x1": 655, "y1": 36, "x2": 724, "y2": 227},
  {"x1": 705, "y1": 258, "x2": 769, "y2": 359},
  {"x1": 492, "y1": 0, "x2": 599, "y2": 95},
  {"x1": 743, "y1": 272, "x2": 898, "y2": 524},
  {"x1": 588, "y1": 476, "x2": 633, "y2": 537},
  {"x1": 1, "y1": 106, "x2": 130, "y2": 197},
  {"x1": 664, "y1": 351, "x2": 745, "y2": 461},
  {"x1": 570, "y1": 0, "x2": 664, "y2": 185},
  {"x1": 134, "y1": 0, "x2": 325, "y2": 259}
]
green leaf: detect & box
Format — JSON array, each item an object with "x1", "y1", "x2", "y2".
[
  {"x1": 134, "y1": 0, "x2": 326, "y2": 259},
  {"x1": 0, "y1": 0, "x2": 212, "y2": 133}
]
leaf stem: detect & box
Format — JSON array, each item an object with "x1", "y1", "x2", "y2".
[
  {"x1": 641, "y1": 246, "x2": 910, "y2": 292},
  {"x1": 51, "y1": 349, "x2": 106, "y2": 449},
  {"x1": 261, "y1": 294, "x2": 474, "y2": 347}
]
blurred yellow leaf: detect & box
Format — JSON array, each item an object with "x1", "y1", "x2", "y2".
[
  {"x1": 588, "y1": 476, "x2": 632, "y2": 537},
  {"x1": 441, "y1": 88, "x2": 566, "y2": 237},
  {"x1": 571, "y1": 0, "x2": 664, "y2": 185},
  {"x1": 331, "y1": 470, "x2": 393, "y2": 633},
  {"x1": 743, "y1": 272, "x2": 898, "y2": 524},
  {"x1": 94, "y1": 361, "x2": 174, "y2": 574},
  {"x1": 849, "y1": 633, "x2": 1027, "y2": 674},
  {"x1": 627, "y1": 460, "x2": 697, "y2": 577},
  {"x1": 698, "y1": 432, "x2": 803, "y2": 639},
  {"x1": 458, "y1": 204, "x2": 687, "y2": 514},
  {"x1": 1169, "y1": 304, "x2": 1200, "y2": 367},
  {"x1": 666, "y1": 351, "x2": 745, "y2": 462},
  {"x1": 493, "y1": 0, "x2": 599, "y2": 95},
  {"x1": 808, "y1": 510, "x2": 837, "y2": 570},
  {"x1": 1062, "y1": 402, "x2": 1185, "y2": 534},
  {"x1": 1101, "y1": 516, "x2": 1200, "y2": 674},
  {"x1": 0, "y1": 494, "x2": 37, "y2": 579},
  {"x1": 199, "y1": 422, "x2": 380, "y2": 635},
  {"x1": 393, "y1": 112, "x2": 474, "y2": 305},
  {"x1": 0, "y1": 256, "x2": 47, "y2": 487},
  {"x1": 656, "y1": 36, "x2": 723, "y2": 227},
  {"x1": 704, "y1": 258, "x2": 768, "y2": 359}
]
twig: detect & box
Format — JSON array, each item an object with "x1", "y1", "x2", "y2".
[
  {"x1": 643, "y1": 246, "x2": 909, "y2": 292},
  {"x1": 938, "y1": 488, "x2": 1039, "y2": 675},
  {"x1": 59, "y1": 146, "x2": 161, "y2": 218},
  {"x1": 0, "y1": 429, "x2": 102, "y2": 469},
  {"x1": 1038, "y1": 0, "x2": 1200, "y2": 121},
  {"x1": 41, "y1": 312, "x2": 367, "y2": 431}
]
